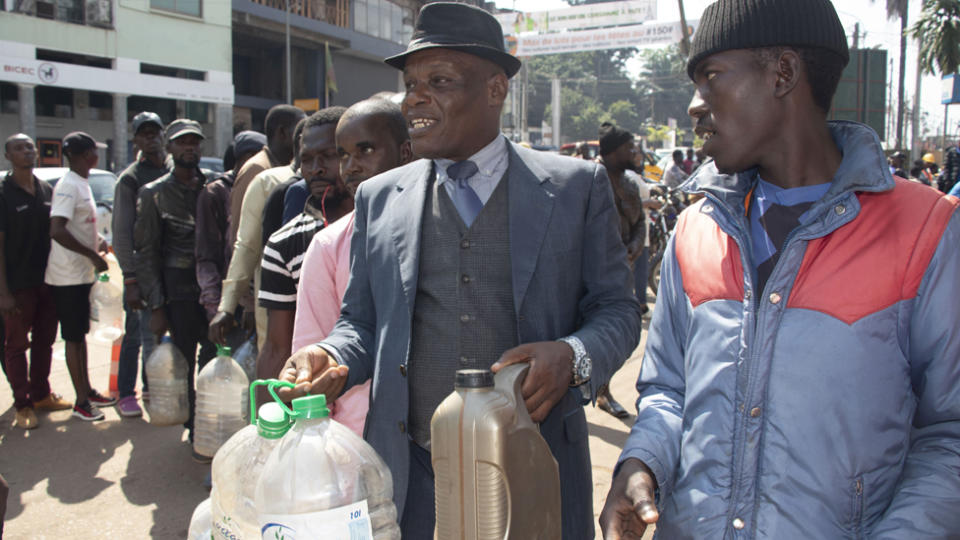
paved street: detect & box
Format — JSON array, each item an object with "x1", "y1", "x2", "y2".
[{"x1": 0, "y1": 309, "x2": 653, "y2": 539}]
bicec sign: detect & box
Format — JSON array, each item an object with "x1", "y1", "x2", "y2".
[{"x1": 0, "y1": 54, "x2": 233, "y2": 104}]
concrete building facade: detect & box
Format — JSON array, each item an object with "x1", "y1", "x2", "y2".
[
  {"x1": 0, "y1": 0, "x2": 233, "y2": 170},
  {"x1": 230, "y1": 0, "x2": 425, "y2": 130}
]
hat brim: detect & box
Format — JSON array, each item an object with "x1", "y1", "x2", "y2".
[
  {"x1": 385, "y1": 43, "x2": 521, "y2": 78},
  {"x1": 169, "y1": 129, "x2": 205, "y2": 141}
]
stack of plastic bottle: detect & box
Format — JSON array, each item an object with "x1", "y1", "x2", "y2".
[
  {"x1": 187, "y1": 497, "x2": 212, "y2": 540},
  {"x1": 232, "y1": 336, "x2": 258, "y2": 384},
  {"x1": 209, "y1": 381, "x2": 293, "y2": 540},
  {"x1": 89, "y1": 273, "x2": 123, "y2": 342},
  {"x1": 194, "y1": 345, "x2": 249, "y2": 460},
  {"x1": 144, "y1": 338, "x2": 189, "y2": 426},
  {"x1": 256, "y1": 392, "x2": 401, "y2": 539}
]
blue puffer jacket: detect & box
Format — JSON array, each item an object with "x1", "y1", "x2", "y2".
[{"x1": 620, "y1": 121, "x2": 960, "y2": 539}]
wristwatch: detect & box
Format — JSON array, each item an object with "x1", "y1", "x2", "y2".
[{"x1": 558, "y1": 336, "x2": 592, "y2": 387}]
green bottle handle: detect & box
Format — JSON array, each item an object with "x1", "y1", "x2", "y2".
[{"x1": 247, "y1": 379, "x2": 297, "y2": 424}]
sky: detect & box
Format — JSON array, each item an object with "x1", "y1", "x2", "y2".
[{"x1": 493, "y1": 0, "x2": 956, "y2": 148}]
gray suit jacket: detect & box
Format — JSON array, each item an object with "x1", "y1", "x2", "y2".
[{"x1": 322, "y1": 140, "x2": 642, "y2": 539}]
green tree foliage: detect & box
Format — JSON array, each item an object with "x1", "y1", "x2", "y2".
[
  {"x1": 911, "y1": 0, "x2": 960, "y2": 76},
  {"x1": 634, "y1": 45, "x2": 696, "y2": 128},
  {"x1": 525, "y1": 48, "x2": 641, "y2": 141}
]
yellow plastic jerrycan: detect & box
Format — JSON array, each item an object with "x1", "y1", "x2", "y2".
[{"x1": 430, "y1": 365, "x2": 562, "y2": 540}]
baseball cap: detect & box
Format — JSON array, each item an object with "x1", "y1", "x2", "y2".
[
  {"x1": 234, "y1": 130, "x2": 267, "y2": 156},
  {"x1": 62, "y1": 131, "x2": 97, "y2": 155},
  {"x1": 132, "y1": 111, "x2": 163, "y2": 134},
  {"x1": 166, "y1": 119, "x2": 205, "y2": 141}
]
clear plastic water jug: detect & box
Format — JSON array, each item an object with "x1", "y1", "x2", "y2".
[
  {"x1": 144, "y1": 339, "x2": 189, "y2": 426},
  {"x1": 233, "y1": 336, "x2": 258, "y2": 383},
  {"x1": 431, "y1": 365, "x2": 561, "y2": 540},
  {"x1": 255, "y1": 394, "x2": 401, "y2": 540},
  {"x1": 194, "y1": 345, "x2": 249, "y2": 459},
  {"x1": 89, "y1": 273, "x2": 123, "y2": 342},
  {"x1": 188, "y1": 497, "x2": 212, "y2": 540},
  {"x1": 210, "y1": 380, "x2": 293, "y2": 540}
]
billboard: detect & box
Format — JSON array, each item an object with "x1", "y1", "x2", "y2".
[
  {"x1": 942, "y1": 74, "x2": 960, "y2": 105},
  {"x1": 496, "y1": 0, "x2": 657, "y2": 36},
  {"x1": 507, "y1": 20, "x2": 696, "y2": 57}
]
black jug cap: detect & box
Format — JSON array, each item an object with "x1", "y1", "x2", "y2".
[{"x1": 455, "y1": 369, "x2": 494, "y2": 388}]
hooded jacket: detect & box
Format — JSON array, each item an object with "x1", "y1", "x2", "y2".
[{"x1": 620, "y1": 121, "x2": 960, "y2": 538}]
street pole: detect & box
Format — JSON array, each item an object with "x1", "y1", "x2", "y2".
[
  {"x1": 677, "y1": 0, "x2": 690, "y2": 56},
  {"x1": 551, "y1": 77, "x2": 561, "y2": 147},
  {"x1": 285, "y1": 0, "x2": 292, "y2": 104}
]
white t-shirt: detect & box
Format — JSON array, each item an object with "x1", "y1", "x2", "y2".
[
  {"x1": 45, "y1": 170, "x2": 97, "y2": 286},
  {"x1": 662, "y1": 162, "x2": 689, "y2": 189}
]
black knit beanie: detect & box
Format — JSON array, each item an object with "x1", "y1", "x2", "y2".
[
  {"x1": 599, "y1": 122, "x2": 633, "y2": 155},
  {"x1": 687, "y1": 0, "x2": 849, "y2": 80}
]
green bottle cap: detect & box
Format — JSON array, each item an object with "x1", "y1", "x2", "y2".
[
  {"x1": 292, "y1": 394, "x2": 330, "y2": 419},
  {"x1": 256, "y1": 402, "x2": 292, "y2": 439},
  {"x1": 216, "y1": 344, "x2": 232, "y2": 357},
  {"x1": 97, "y1": 273, "x2": 109, "y2": 282}
]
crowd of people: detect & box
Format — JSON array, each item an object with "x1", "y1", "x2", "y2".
[{"x1": 2, "y1": 0, "x2": 959, "y2": 538}]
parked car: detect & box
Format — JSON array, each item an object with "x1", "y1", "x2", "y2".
[
  {"x1": 200, "y1": 156, "x2": 224, "y2": 173},
  {"x1": 31, "y1": 167, "x2": 116, "y2": 245}
]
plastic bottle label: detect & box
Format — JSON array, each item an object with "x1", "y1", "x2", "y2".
[{"x1": 259, "y1": 499, "x2": 373, "y2": 540}]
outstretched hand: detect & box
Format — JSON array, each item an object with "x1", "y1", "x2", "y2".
[
  {"x1": 599, "y1": 458, "x2": 660, "y2": 540},
  {"x1": 491, "y1": 341, "x2": 574, "y2": 423},
  {"x1": 276, "y1": 344, "x2": 349, "y2": 402}
]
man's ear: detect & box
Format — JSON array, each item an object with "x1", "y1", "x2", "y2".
[
  {"x1": 399, "y1": 140, "x2": 414, "y2": 164},
  {"x1": 774, "y1": 49, "x2": 802, "y2": 99},
  {"x1": 488, "y1": 71, "x2": 509, "y2": 108}
]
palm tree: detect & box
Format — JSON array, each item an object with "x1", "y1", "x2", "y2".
[{"x1": 911, "y1": 0, "x2": 960, "y2": 76}]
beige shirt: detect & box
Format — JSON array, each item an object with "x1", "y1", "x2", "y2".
[
  {"x1": 219, "y1": 165, "x2": 296, "y2": 349},
  {"x1": 227, "y1": 146, "x2": 279, "y2": 247}
]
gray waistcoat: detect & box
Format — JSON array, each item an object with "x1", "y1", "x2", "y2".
[{"x1": 407, "y1": 171, "x2": 519, "y2": 446}]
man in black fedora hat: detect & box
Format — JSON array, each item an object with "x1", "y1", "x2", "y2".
[{"x1": 277, "y1": 2, "x2": 642, "y2": 538}]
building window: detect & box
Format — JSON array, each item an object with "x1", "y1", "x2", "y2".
[
  {"x1": 127, "y1": 96, "x2": 177, "y2": 124},
  {"x1": 0, "y1": 83, "x2": 19, "y2": 115},
  {"x1": 151, "y1": 0, "x2": 200, "y2": 18},
  {"x1": 353, "y1": 0, "x2": 405, "y2": 44},
  {"x1": 141, "y1": 62, "x2": 205, "y2": 81},
  {"x1": 88, "y1": 91, "x2": 113, "y2": 121},
  {"x1": 36, "y1": 86, "x2": 73, "y2": 118}
]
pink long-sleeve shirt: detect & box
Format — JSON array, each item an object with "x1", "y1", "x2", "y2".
[{"x1": 293, "y1": 211, "x2": 369, "y2": 436}]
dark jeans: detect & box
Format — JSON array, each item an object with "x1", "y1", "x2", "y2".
[
  {"x1": 166, "y1": 299, "x2": 216, "y2": 432},
  {"x1": 633, "y1": 246, "x2": 649, "y2": 305},
  {"x1": 400, "y1": 441, "x2": 436, "y2": 539},
  {"x1": 117, "y1": 303, "x2": 156, "y2": 398},
  {"x1": 3, "y1": 285, "x2": 58, "y2": 410}
]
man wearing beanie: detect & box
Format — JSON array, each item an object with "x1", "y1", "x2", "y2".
[
  {"x1": 601, "y1": 0, "x2": 960, "y2": 538},
  {"x1": 277, "y1": 3, "x2": 642, "y2": 538},
  {"x1": 597, "y1": 122, "x2": 658, "y2": 419}
]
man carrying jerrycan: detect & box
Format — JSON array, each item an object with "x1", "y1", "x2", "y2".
[
  {"x1": 278, "y1": 2, "x2": 642, "y2": 539},
  {"x1": 600, "y1": 0, "x2": 960, "y2": 538}
]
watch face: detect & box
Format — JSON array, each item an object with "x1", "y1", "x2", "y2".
[{"x1": 577, "y1": 359, "x2": 592, "y2": 382}]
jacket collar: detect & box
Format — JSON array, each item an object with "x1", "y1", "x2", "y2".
[{"x1": 684, "y1": 121, "x2": 894, "y2": 214}]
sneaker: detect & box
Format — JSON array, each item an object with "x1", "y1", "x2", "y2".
[
  {"x1": 14, "y1": 407, "x2": 39, "y2": 429},
  {"x1": 88, "y1": 389, "x2": 116, "y2": 407},
  {"x1": 33, "y1": 392, "x2": 73, "y2": 411},
  {"x1": 72, "y1": 401, "x2": 105, "y2": 421},
  {"x1": 117, "y1": 395, "x2": 143, "y2": 417}
]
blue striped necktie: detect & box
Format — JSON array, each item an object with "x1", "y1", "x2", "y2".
[{"x1": 446, "y1": 160, "x2": 482, "y2": 226}]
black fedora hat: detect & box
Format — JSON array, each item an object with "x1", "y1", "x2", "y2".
[{"x1": 385, "y1": 2, "x2": 521, "y2": 78}]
